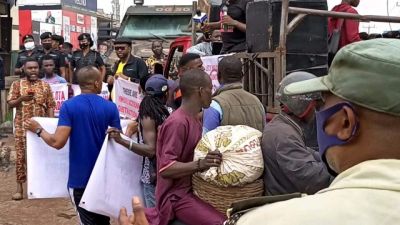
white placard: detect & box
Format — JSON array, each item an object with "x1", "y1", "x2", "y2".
[
  {"x1": 79, "y1": 134, "x2": 144, "y2": 218},
  {"x1": 27, "y1": 117, "x2": 70, "y2": 199},
  {"x1": 114, "y1": 79, "x2": 143, "y2": 119},
  {"x1": 50, "y1": 83, "x2": 69, "y2": 117},
  {"x1": 71, "y1": 83, "x2": 110, "y2": 100},
  {"x1": 201, "y1": 55, "x2": 223, "y2": 93},
  {"x1": 26, "y1": 118, "x2": 135, "y2": 199}
]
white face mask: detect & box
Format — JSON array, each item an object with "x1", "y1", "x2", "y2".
[{"x1": 24, "y1": 41, "x2": 35, "y2": 51}]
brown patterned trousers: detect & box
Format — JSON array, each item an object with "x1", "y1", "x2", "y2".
[{"x1": 14, "y1": 127, "x2": 27, "y2": 183}]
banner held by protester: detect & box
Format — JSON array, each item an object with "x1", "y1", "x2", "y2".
[
  {"x1": 26, "y1": 119, "x2": 137, "y2": 199},
  {"x1": 71, "y1": 82, "x2": 110, "y2": 100},
  {"x1": 114, "y1": 78, "x2": 143, "y2": 119},
  {"x1": 79, "y1": 134, "x2": 144, "y2": 218},
  {"x1": 50, "y1": 83, "x2": 68, "y2": 116}
]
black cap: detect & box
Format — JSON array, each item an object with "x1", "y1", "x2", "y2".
[
  {"x1": 78, "y1": 33, "x2": 94, "y2": 47},
  {"x1": 52, "y1": 35, "x2": 64, "y2": 45},
  {"x1": 22, "y1": 34, "x2": 34, "y2": 43},
  {"x1": 40, "y1": 32, "x2": 52, "y2": 40},
  {"x1": 114, "y1": 37, "x2": 132, "y2": 45},
  {"x1": 78, "y1": 33, "x2": 92, "y2": 41}
]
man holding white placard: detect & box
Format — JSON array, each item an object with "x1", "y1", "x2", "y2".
[{"x1": 26, "y1": 66, "x2": 121, "y2": 225}]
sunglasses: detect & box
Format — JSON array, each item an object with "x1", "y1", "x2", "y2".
[{"x1": 115, "y1": 46, "x2": 127, "y2": 51}]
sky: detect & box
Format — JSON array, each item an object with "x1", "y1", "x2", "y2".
[{"x1": 98, "y1": 0, "x2": 400, "y2": 33}]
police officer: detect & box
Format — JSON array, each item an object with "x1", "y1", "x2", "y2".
[
  {"x1": 69, "y1": 33, "x2": 105, "y2": 84},
  {"x1": 62, "y1": 42, "x2": 74, "y2": 82},
  {"x1": 36, "y1": 32, "x2": 66, "y2": 78},
  {"x1": 15, "y1": 35, "x2": 37, "y2": 76},
  {"x1": 51, "y1": 34, "x2": 64, "y2": 51}
]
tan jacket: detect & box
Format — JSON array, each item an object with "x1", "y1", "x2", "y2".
[{"x1": 238, "y1": 159, "x2": 400, "y2": 225}]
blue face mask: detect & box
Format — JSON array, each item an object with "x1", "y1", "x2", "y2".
[{"x1": 316, "y1": 102, "x2": 359, "y2": 173}]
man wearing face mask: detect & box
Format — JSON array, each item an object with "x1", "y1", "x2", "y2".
[
  {"x1": 7, "y1": 58, "x2": 56, "y2": 200},
  {"x1": 15, "y1": 35, "x2": 38, "y2": 76},
  {"x1": 261, "y1": 72, "x2": 332, "y2": 196},
  {"x1": 202, "y1": 55, "x2": 265, "y2": 134},
  {"x1": 187, "y1": 30, "x2": 223, "y2": 56},
  {"x1": 70, "y1": 33, "x2": 106, "y2": 84},
  {"x1": 36, "y1": 32, "x2": 66, "y2": 78},
  {"x1": 235, "y1": 39, "x2": 400, "y2": 225}
]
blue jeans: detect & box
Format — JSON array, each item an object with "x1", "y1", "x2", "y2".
[{"x1": 143, "y1": 183, "x2": 156, "y2": 208}]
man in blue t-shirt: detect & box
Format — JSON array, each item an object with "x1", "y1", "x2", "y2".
[{"x1": 25, "y1": 66, "x2": 121, "y2": 225}]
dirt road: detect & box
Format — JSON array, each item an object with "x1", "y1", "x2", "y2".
[{"x1": 0, "y1": 134, "x2": 78, "y2": 225}]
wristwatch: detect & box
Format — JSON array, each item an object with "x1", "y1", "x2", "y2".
[{"x1": 35, "y1": 128, "x2": 43, "y2": 137}]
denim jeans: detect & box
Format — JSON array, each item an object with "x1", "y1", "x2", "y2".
[{"x1": 143, "y1": 183, "x2": 156, "y2": 208}]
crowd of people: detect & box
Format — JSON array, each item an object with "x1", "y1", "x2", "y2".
[{"x1": 5, "y1": 0, "x2": 400, "y2": 225}]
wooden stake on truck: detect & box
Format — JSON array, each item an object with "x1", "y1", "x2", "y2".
[{"x1": 236, "y1": 0, "x2": 400, "y2": 113}]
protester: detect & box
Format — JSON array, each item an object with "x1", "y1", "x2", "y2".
[
  {"x1": 203, "y1": 55, "x2": 265, "y2": 134},
  {"x1": 328, "y1": 0, "x2": 361, "y2": 50},
  {"x1": 25, "y1": 66, "x2": 121, "y2": 225},
  {"x1": 108, "y1": 74, "x2": 172, "y2": 208},
  {"x1": 236, "y1": 39, "x2": 400, "y2": 225},
  {"x1": 70, "y1": 33, "x2": 106, "y2": 84},
  {"x1": 41, "y1": 55, "x2": 67, "y2": 84},
  {"x1": 51, "y1": 34, "x2": 64, "y2": 50},
  {"x1": 262, "y1": 72, "x2": 332, "y2": 196},
  {"x1": 107, "y1": 37, "x2": 148, "y2": 85},
  {"x1": 187, "y1": 30, "x2": 222, "y2": 56},
  {"x1": 36, "y1": 32, "x2": 66, "y2": 78},
  {"x1": 204, "y1": 0, "x2": 250, "y2": 53},
  {"x1": 15, "y1": 35, "x2": 37, "y2": 76},
  {"x1": 7, "y1": 58, "x2": 56, "y2": 200},
  {"x1": 145, "y1": 69, "x2": 225, "y2": 225},
  {"x1": 169, "y1": 53, "x2": 203, "y2": 109},
  {"x1": 146, "y1": 41, "x2": 166, "y2": 74}
]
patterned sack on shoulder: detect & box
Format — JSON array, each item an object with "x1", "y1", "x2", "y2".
[{"x1": 194, "y1": 125, "x2": 264, "y2": 187}]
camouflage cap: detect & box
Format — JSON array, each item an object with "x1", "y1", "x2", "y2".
[{"x1": 284, "y1": 39, "x2": 400, "y2": 116}]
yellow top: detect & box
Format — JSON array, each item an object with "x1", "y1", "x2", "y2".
[
  {"x1": 116, "y1": 62, "x2": 126, "y2": 75},
  {"x1": 111, "y1": 62, "x2": 127, "y2": 101}
]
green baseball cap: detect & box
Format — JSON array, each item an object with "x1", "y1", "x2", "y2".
[{"x1": 284, "y1": 38, "x2": 400, "y2": 116}]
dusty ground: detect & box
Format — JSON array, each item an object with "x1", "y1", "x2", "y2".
[
  {"x1": 0, "y1": 134, "x2": 79, "y2": 225},
  {"x1": 0, "y1": 134, "x2": 119, "y2": 225}
]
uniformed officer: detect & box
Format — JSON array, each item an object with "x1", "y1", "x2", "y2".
[
  {"x1": 51, "y1": 34, "x2": 64, "y2": 51},
  {"x1": 35, "y1": 32, "x2": 66, "y2": 78},
  {"x1": 62, "y1": 42, "x2": 74, "y2": 82},
  {"x1": 14, "y1": 35, "x2": 37, "y2": 76},
  {"x1": 69, "y1": 33, "x2": 105, "y2": 84}
]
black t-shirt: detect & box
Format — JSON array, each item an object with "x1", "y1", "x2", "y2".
[
  {"x1": 221, "y1": 0, "x2": 251, "y2": 53},
  {"x1": 71, "y1": 50, "x2": 105, "y2": 84},
  {"x1": 15, "y1": 49, "x2": 39, "y2": 69}
]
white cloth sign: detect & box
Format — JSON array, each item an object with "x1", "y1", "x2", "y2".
[
  {"x1": 201, "y1": 55, "x2": 223, "y2": 93},
  {"x1": 114, "y1": 79, "x2": 143, "y2": 119},
  {"x1": 50, "y1": 83, "x2": 68, "y2": 116},
  {"x1": 26, "y1": 118, "x2": 136, "y2": 199},
  {"x1": 27, "y1": 117, "x2": 70, "y2": 199},
  {"x1": 71, "y1": 82, "x2": 110, "y2": 100},
  {"x1": 80, "y1": 134, "x2": 144, "y2": 219}
]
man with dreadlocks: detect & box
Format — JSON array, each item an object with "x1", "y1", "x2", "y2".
[{"x1": 108, "y1": 74, "x2": 172, "y2": 208}]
